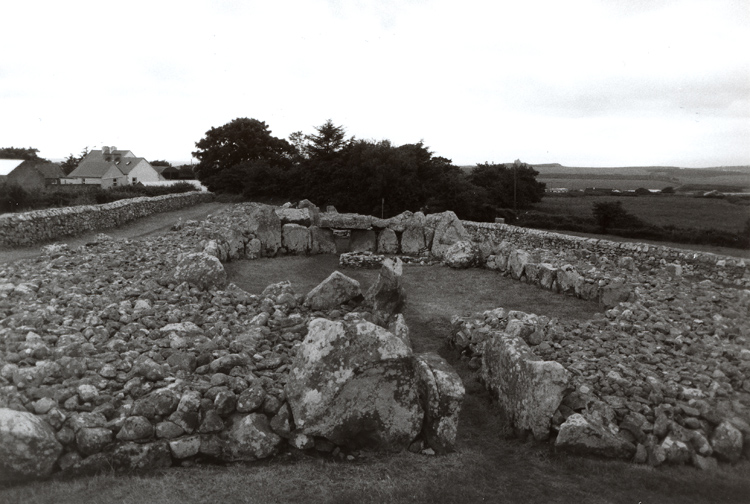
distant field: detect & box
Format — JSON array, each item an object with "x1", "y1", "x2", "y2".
[
  {"x1": 539, "y1": 178, "x2": 671, "y2": 191},
  {"x1": 533, "y1": 195, "x2": 750, "y2": 233}
]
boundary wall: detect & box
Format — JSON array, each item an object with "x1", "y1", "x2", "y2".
[{"x1": 0, "y1": 192, "x2": 214, "y2": 247}]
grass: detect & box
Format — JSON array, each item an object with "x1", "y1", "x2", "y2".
[
  {"x1": 3, "y1": 252, "x2": 750, "y2": 503},
  {"x1": 539, "y1": 177, "x2": 673, "y2": 191},
  {"x1": 533, "y1": 195, "x2": 749, "y2": 233}
]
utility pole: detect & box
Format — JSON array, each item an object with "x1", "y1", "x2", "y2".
[{"x1": 513, "y1": 159, "x2": 519, "y2": 215}]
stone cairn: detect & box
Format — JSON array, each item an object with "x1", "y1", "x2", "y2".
[{"x1": 1, "y1": 200, "x2": 748, "y2": 481}]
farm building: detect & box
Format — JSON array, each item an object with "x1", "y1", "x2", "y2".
[
  {"x1": 63, "y1": 146, "x2": 165, "y2": 187},
  {"x1": 0, "y1": 159, "x2": 25, "y2": 183},
  {"x1": 6, "y1": 160, "x2": 65, "y2": 190}
]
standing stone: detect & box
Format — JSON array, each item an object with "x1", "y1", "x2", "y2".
[
  {"x1": 173, "y1": 252, "x2": 227, "y2": 290},
  {"x1": 388, "y1": 314, "x2": 412, "y2": 349},
  {"x1": 282, "y1": 224, "x2": 311, "y2": 255},
  {"x1": 427, "y1": 211, "x2": 470, "y2": 260},
  {"x1": 0, "y1": 408, "x2": 63, "y2": 482},
  {"x1": 350, "y1": 229, "x2": 378, "y2": 253},
  {"x1": 285, "y1": 318, "x2": 423, "y2": 451},
  {"x1": 401, "y1": 212, "x2": 428, "y2": 256},
  {"x1": 414, "y1": 353, "x2": 465, "y2": 454},
  {"x1": 365, "y1": 258, "x2": 406, "y2": 320},
  {"x1": 275, "y1": 207, "x2": 312, "y2": 226},
  {"x1": 508, "y1": 249, "x2": 532, "y2": 280},
  {"x1": 310, "y1": 226, "x2": 337, "y2": 255},
  {"x1": 305, "y1": 271, "x2": 362, "y2": 310},
  {"x1": 244, "y1": 203, "x2": 282, "y2": 257},
  {"x1": 481, "y1": 329, "x2": 570, "y2": 440},
  {"x1": 377, "y1": 228, "x2": 399, "y2": 254},
  {"x1": 556, "y1": 265, "x2": 583, "y2": 295},
  {"x1": 298, "y1": 199, "x2": 321, "y2": 226},
  {"x1": 600, "y1": 278, "x2": 631, "y2": 308}
]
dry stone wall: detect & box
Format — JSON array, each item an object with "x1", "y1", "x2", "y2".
[{"x1": 0, "y1": 192, "x2": 214, "y2": 248}]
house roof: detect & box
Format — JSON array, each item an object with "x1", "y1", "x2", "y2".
[
  {"x1": 116, "y1": 157, "x2": 147, "y2": 175},
  {"x1": 0, "y1": 159, "x2": 25, "y2": 176},
  {"x1": 12, "y1": 160, "x2": 64, "y2": 179},
  {"x1": 69, "y1": 160, "x2": 126, "y2": 178}
]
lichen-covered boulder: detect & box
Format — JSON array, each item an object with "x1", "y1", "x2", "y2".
[
  {"x1": 320, "y1": 212, "x2": 374, "y2": 229},
  {"x1": 282, "y1": 223, "x2": 311, "y2": 255},
  {"x1": 427, "y1": 211, "x2": 470, "y2": 260},
  {"x1": 365, "y1": 258, "x2": 406, "y2": 320},
  {"x1": 243, "y1": 203, "x2": 282, "y2": 256},
  {"x1": 285, "y1": 318, "x2": 423, "y2": 451},
  {"x1": 401, "y1": 212, "x2": 428, "y2": 256},
  {"x1": 415, "y1": 353, "x2": 464, "y2": 453},
  {"x1": 377, "y1": 228, "x2": 399, "y2": 254},
  {"x1": 222, "y1": 413, "x2": 283, "y2": 461},
  {"x1": 305, "y1": 271, "x2": 362, "y2": 310},
  {"x1": 600, "y1": 278, "x2": 632, "y2": 308},
  {"x1": 310, "y1": 226, "x2": 337, "y2": 254},
  {"x1": 111, "y1": 441, "x2": 172, "y2": 472},
  {"x1": 555, "y1": 413, "x2": 636, "y2": 459},
  {"x1": 297, "y1": 199, "x2": 321, "y2": 226},
  {"x1": 508, "y1": 249, "x2": 532, "y2": 280},
  {"x1": 275, "y1": 207, "x2": 312, "y2": 226},
  {"x1": 481, "y1": 329, "x2": 570, "y2": 440},
  {"x1": 0, "y1": 408, "x2": 63, "y2": 482},
  {"x1": 556, "y1": 265, "x2": 583, "y2": 295},
  {"x1": 710, "y1": 420, "x2": 744, "y2": 463},
  {"x1": 444, "y1": 241, "x2": 480, "y2": 269},
  {"x1": 173, "y1": 252, "x2": 227, "y2": 290}
]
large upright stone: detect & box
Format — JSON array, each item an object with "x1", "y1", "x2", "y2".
[
  {"x1": 305, "y1": 271, "x2": 362, "y2": 310},
  {"x1": 310, "y1": 226, "x2": 337, "y2": 254},
  {"x1": 508, "y1": 249, "x2": 532, "y2": 280},
  {"x1": 0, "y1": 408, "x2": 63, "y2": 482},
  {"x1": 365, "y1": 258, "x2": 406, "y2": 321},
  {"x1": 401, "y1": 212, "x2": 428, "y2": 256},
  {"x1": 275, "y1": 207, "x2": 312, "y2": 226},
  {"x1": 297, "y1": 199, "x2": 321, "y2": 226},
  {"x1": 481, "y1": 330, "x2": 570, "y2": 440},
  {"x1": 415, "y1": 353, "x2": 464, "y2": 453},
  {"x1": 244, "y1": 203, "x2": 282, "y2": 257},
  {"x1": 377, "y1": 228, "x2": 399, "y2": 254},
  {"x1": 427, "y1": 211, "x2": 470, "y2": 260},
  {"x1": 282, "y1": 223, "x2": 311, "y2": 254},
  {"x1": 222, "y1": 413, "x2": 283, "y2": 461},
  {"x1": 444, "y1": 241, "x2": 480, "y2": 269},
  {"x1": 285, "y1": 318, "x2": 423, "y2": 451},
  {"x1": 173, "y1": 252, "x2": 227, "y2": 290}
]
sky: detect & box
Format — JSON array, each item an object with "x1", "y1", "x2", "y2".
[{"x1": 1, "y1": 0, "x2": 749, "y2": 167}]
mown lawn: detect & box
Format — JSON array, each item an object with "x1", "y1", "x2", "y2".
[
  {"x1": 4, "y1": 255, "x2": 749, "y2": 504},
  {"x1": 533, "y1": 195, "x2": 749, "y2": 233}
]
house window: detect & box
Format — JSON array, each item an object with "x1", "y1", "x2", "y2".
[{"x1": 132, "y1": 177, "x2": 137, "y2": 184}]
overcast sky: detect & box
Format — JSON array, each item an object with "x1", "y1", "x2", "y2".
[{"x1": 2, "y1": 0, "x2": 748, "y2": 167}]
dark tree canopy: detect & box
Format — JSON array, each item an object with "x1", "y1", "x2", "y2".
[
  {"x1": 305, "y1": 120, "x2": 349, "y2": 160},
  {"x1": 0, "y1": 147, "x2": 46, "y2": 161},
  {"x1": 192, "y1": 118, "x2": 294, "y2": 192},
  {"x1": 469, "y1": 160, "x2": 546, "y2": 211},
  {"x1": 61, "y1": 147, "x2": 89, "y2": 175},
  {"x1": 150, "y1": 160, "x2": 172, "y2": 167}
]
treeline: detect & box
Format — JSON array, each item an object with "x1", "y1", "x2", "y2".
[
  {"x1": 517, "y1": 201, "x2": 750, "y2": 249},
  {"x1": 192, "y1": 118, "x2": 545, "y2": 221}
]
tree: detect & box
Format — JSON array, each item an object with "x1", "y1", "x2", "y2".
[
  {"x1": 592, "y1": 201, "x2": 644, "y2": 233},
  {"x1": 61, "y1": 147, "x2": 89, "y2": 175},
  {"x1": 305, "y1": 120, "x2": 349, "y2": 160},
  {"x1": 0, "y1": 147, "x2": 46, "y2": 161},
  {"x1": 150, "y1": 160, "x2": 172, "y2": 167},
  {"x1": 469, "y1": 160, "x2": 545, "y2": 212},
  {"x1": 192, "y1": 118, "x2": 294, "y2": 193}
]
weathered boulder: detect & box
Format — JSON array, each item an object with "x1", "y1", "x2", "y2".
[
  {"x1": 111, "y1": 441, "x2": 172, "y2": 472},
  {"x1": 538, "y1": 263, "x2": 558, "y2": 291},
  {"x1": 444, "y1": 241, "x2": 481, "y2": 269},
  {"x1": 427, "y1": 211, "x2": 470, "y2": 260},
  {"x1": 350, "y1": 229, "x2": 378, "y2": 253},
  {"x1": 275, "y1": 207, "x2": 312, "y2": 226},
  {"x1": 305, "y1": 271, "x2": 362, "y2": 310},
  {"x1": 365, "y1": 258, "x2": 406, "y2": 320},
  {"x1": 320, "y1": 213, "x2": 373, "y2": 229},
  {"x1": 600, "y1": 278, "x2": 632, "y2": 308},
  {"x1": 0, "y1": 408, "x2": 63, "y2": 482},
  {"x1": 710, "y1": 420, "x2": 744, "y2": 463},
  {"x1": 401, "y1": 213, "x2": 428, "y2": 256},
  {"x1": 285, "y1": 318, "x2": 423, "y2": 451},
  {"x1": 555, "y1": 413, "x2": 636, "y2": 459},
  {"x1": 377, "y1": 228, "x2": 399, "y2": 254},
  {"x1": 481, "y1": 329, "x2": 570, "y2": 440},
  {"x1": 556, "y1": 265, "x2": 583, "y2": 295},
  {"x1": 415, "y1": 353, "x2": 464, "y2": 453},
  {"x1": 297, "y1": 199, "x2": 321, "y2": 226},
  {"x1": 310, "y1": 226, "x2": 337, "y2": 254},
  {"x1": 173, "y1": 252, "x2": 227, "y2": 290},
  {"x1": 385, "y1": 211, "x2": 414, "y2": 232},
  {"x1": 485, "y1": 254, "x2": 508, "y2": 271},
  {"x1": 243, "y1": 203, "x2": 282, "y2": 256},
  {"x1": 508, "y1": 249, "x2": 532, "y2": 280},
  {"x1": 282, "y1": 223, "x2": 311, "y2": 255},
  {"x1": 388, "y1": 313, "x2": 412, "y2": 349},
  {"x1": 222, "y1": 413, "x2": 283, "y2": 461}
]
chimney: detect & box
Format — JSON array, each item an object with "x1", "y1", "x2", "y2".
[{"x1": 103, "y1": 146, "x2": 110, "y2": 155}]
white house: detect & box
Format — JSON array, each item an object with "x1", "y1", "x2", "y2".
[{"x1": 62, "y1": 146, "x2": 164, "y2": 186}]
